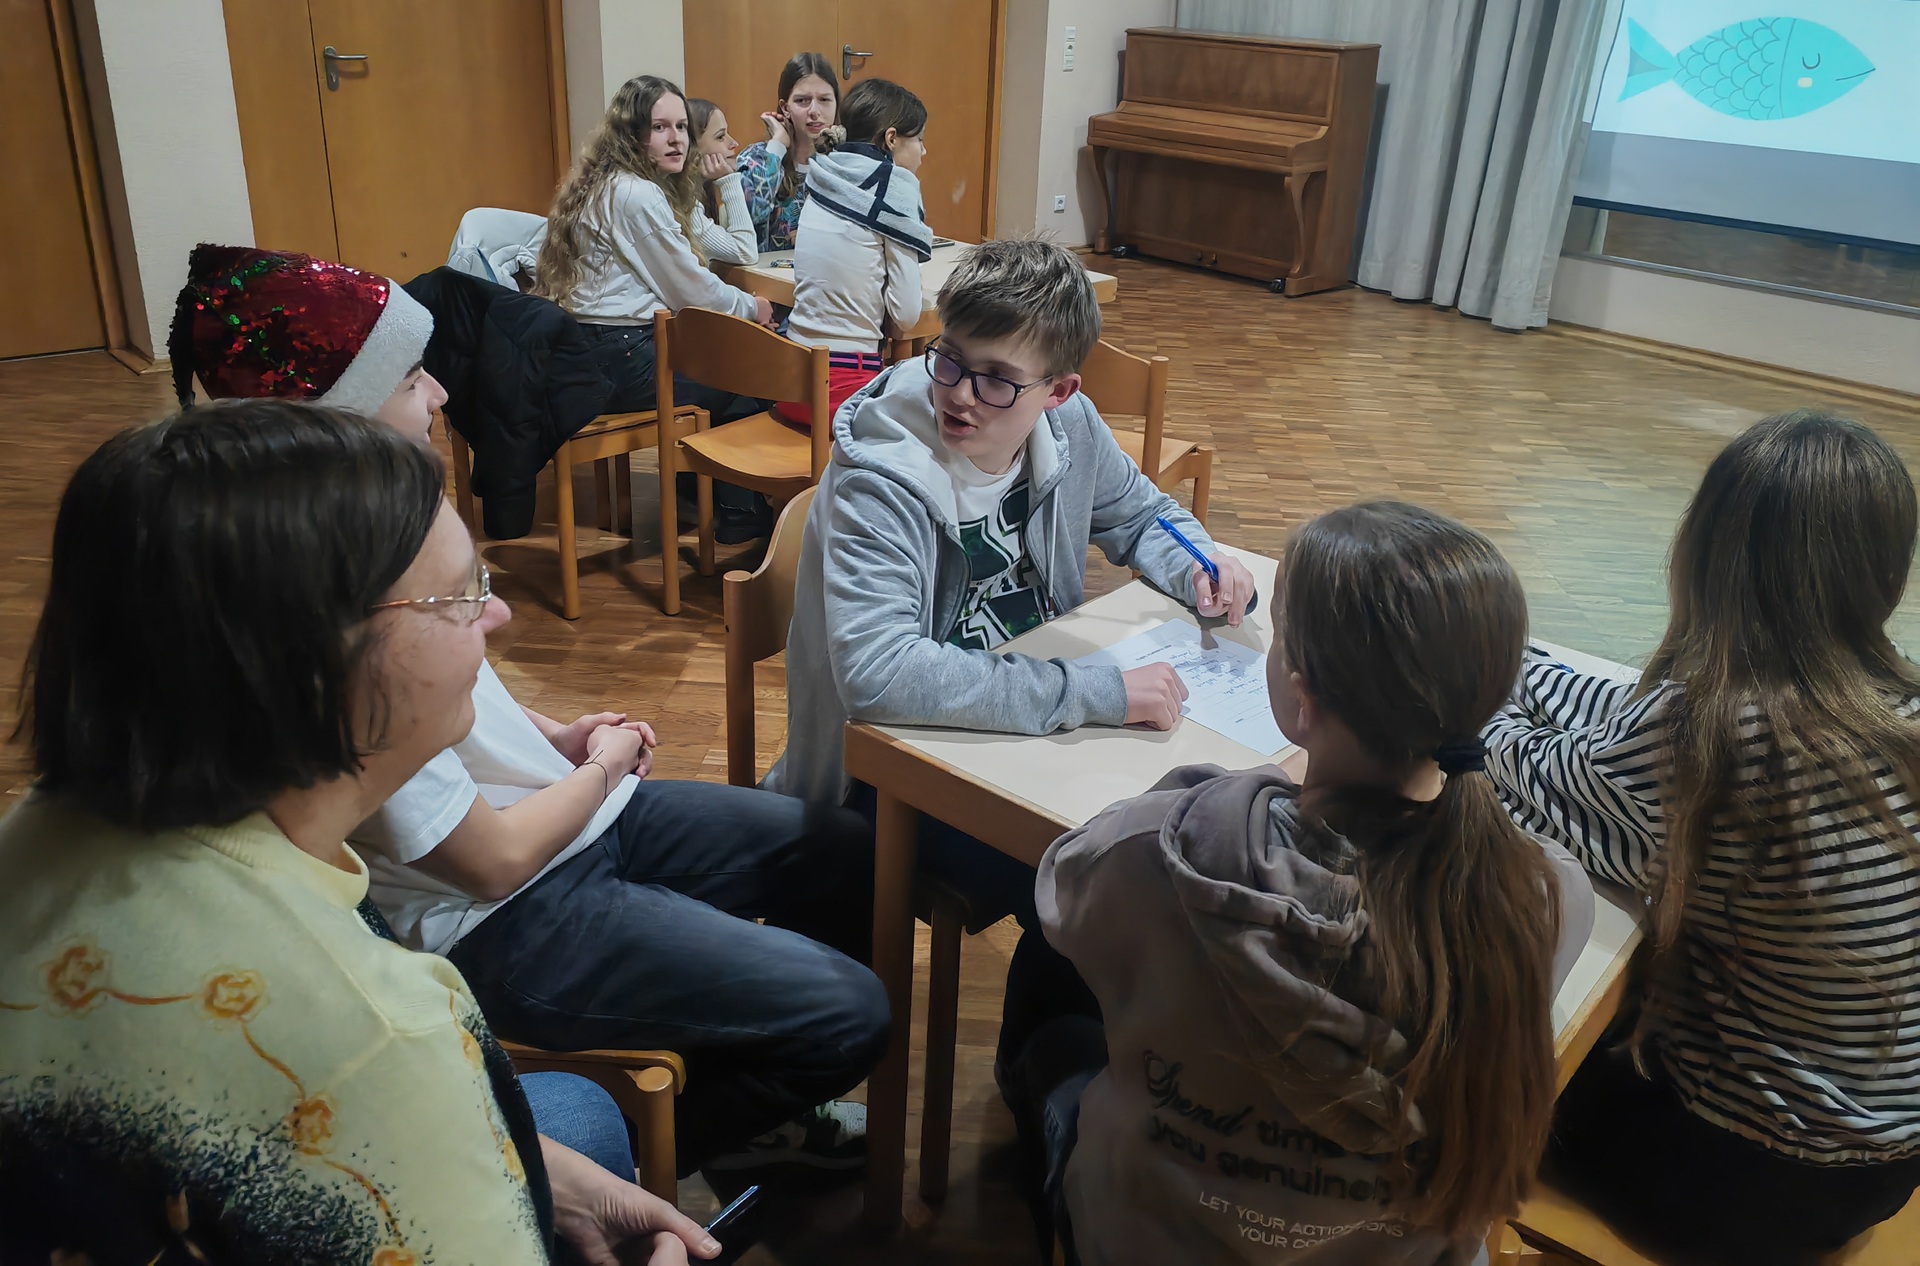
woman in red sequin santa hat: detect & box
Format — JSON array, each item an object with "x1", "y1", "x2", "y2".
[{"x1": 168, "y1": 244, "x2": 445, "y2": 444}]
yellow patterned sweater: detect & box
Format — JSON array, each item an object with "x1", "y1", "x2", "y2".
[{"x1": 0, "y1": 794, "x2": 551, "y2": 1265}]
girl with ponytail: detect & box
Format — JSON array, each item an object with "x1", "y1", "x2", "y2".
[
  {"x1": 1485, "y1": 409, "x2": 1920, "y2": 1265},
  {"x1": 1007, "y1": 500, "x2": 1592, "y2": 1265}
]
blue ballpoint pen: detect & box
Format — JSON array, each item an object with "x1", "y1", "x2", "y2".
[{"x1": 1155, "y1": 515, "x2": 1218, "y2": 585}]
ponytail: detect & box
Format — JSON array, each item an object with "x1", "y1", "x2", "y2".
[
  {"x1": 1324, "y1": 766, "x2": 1559, "y2": 1242},
  {"x1": 1282, "y1": 501, "x2": 1559, "y2": 1243}
]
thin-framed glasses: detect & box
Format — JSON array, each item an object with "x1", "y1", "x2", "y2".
[
  {"x1": 370, "y1": 560, "x2": 492, "y2": 624},
  {"x1": 924, "y1": 343, "x2": 1049, "y2": 410}
]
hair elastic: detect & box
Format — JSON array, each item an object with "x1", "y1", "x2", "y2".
[{"x1": 1433, "y1": 738, "x2": 1487, "y2": 775}]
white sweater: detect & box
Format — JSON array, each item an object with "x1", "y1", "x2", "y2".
[
  {"x1": 787, "y1": 194, "x2": 923, "y2": 355},
  {"x1": 565, "y1": 171, "x2": 758, "y2": 325}
]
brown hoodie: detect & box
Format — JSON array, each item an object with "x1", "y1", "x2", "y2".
[{"x1": 1038, "y1": 765, "x2": 1594, "y2": 1266}]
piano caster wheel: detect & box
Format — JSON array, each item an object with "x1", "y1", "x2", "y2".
[
  {"x1": 1110, "y1": 244, "x2": 1136, "y2": 259},
  {"x1": 1268, "y1": 279, "x2": 1289, "y2": 294}
]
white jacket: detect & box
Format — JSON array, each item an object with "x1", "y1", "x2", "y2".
[
  {"x1": 564, "y1": 173, "x2": 758, "y2": 324},
  {"x1": 787, "y1": 191, "x2": 923, "y2": 354}
]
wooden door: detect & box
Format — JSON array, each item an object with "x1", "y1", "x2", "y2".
[
  {"x1": 682, "y1": 0, "x2": 1001, "y2": 241},
  {"x1": 0, "y1": 0, "x2": 105, "y2": 358},
  {"x1": 228, "y1": 1, "x2": 561, "y2": 282},
  {"x1": 680, "y1": 1, "x2": 836, "y2": 152},
  {"x1": 837, "y1": 0, "x2": 998, "y2": 241},
  {"x1": 308, "y1": 0, "x2": 558, "y2": 280}
]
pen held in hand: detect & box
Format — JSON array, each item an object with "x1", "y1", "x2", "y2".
[{"x1": 1156, "y1": 515, "x2": 1219, "y2": 585}]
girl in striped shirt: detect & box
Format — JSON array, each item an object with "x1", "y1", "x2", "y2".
[{"x1": 1485, "y1": 409, "x2": 1920, "y2": 1266}]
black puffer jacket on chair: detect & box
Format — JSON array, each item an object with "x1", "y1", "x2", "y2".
[{"x1": 403, "y1": 267, "x2": 610, "y2": 540}]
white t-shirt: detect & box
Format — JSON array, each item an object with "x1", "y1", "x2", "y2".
[
  {"x1": 941, "y1": 449, "x2": 1048, "y2": 650},
  {"x1": 352, "y1": 661, "x2": 639, "y2": 954}
]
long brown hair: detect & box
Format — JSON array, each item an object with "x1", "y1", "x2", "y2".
[
  {"x1": 1281, "y1": 501, "x2": 1560, "y2": 1243},
  {"x1": 770, "y1": 52, "x2": 839, "y2": 203},
  {"x1": 1632, "y1": 409, "x2": 1920, "y2": 1051},
  {"x1": 536, "y1": 75, "x2": 706, "y2": 306},
  {"x1": 687, "y1": 96, "x2": 723, "y2": 219}
]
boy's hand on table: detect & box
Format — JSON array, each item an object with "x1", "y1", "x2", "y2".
[
  {"x1": 1193, "y1": 556, "x2": 1256, "y2": 628},
  {"x1": 1123, "y1": 663, "x2": 1188, "y2": 730}
]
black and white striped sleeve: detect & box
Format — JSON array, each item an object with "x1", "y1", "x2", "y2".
[{"x1": 1483, "y1": 648, "x2": 1670, "y2": 892}]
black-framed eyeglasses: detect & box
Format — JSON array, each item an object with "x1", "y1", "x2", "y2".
[
  {"x1": 924, "y1": 343, "x2": 1050, "y2": 410},
  {"x1": 370, "y1": 560, "x2": 492, "y2": 624}
]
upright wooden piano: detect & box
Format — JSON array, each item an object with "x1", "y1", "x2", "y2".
[{"x1": 1086, "y1": 28, "x2": 1379, "y2": 297}]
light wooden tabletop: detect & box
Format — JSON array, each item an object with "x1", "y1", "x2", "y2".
[
  {"x1": 852, "y1": 543, "x2": 1643, "y2": 1057},
  {"x1": 716, "y1": 240, "x2": 1121, "y2": 311}
]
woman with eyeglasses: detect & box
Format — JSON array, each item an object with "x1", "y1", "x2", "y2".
[
  {"x1": 0, "y1": 402, "x2": 718, "y2": 1266},
  {"x1": 170, "y1": 246, "x2": 890, "y2": 1184}
]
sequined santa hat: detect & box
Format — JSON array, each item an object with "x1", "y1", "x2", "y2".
[{"x1": 167, "y1": 244, "x2": 433, "y2": 416}]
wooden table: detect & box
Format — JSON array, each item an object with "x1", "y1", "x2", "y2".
[
  {"x1": 847, "y1": 543, "x2": 1645, "y2": 1228},
  {"x1": 716, "y1": 241, "x2": 1120, "y2": 357}
]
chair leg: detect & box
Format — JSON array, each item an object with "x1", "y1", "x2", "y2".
[
  {"x1": 593, "y1": 459, "x2": 615, "y2": 531},
  {"x1": 695, "y1": 411, "x2": 718, "y2": 580},
  {"x1": 656, "y1": 421, "x2": 681, "y2": 617},
  {"x1": 613, "y1": 453, "x2": 634, "y2": 537},
  {"x1": 628, "y1": 1065, "x2": 679, "y2": 1206},
  {"x1": 918, "y1": 899, "x2": 963, "y2": 1205},
  {"x1": 447, "y1": 425, "x2": 476, "y2": 533},
  {"x1": 554, "y1": 443, "x2": 582, "y2": 621},
  {"x1": 696, "y1": 473, "x2": 716, "y2": 578},
  {"x1": 1190, "y1": 446, "x2": 1215, "y2": 528}
]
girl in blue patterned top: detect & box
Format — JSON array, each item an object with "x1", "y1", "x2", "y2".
[{"x1": 735, "y1": 52, "x2": 839, "y2": 250}]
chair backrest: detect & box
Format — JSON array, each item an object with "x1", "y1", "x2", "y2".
[
  {"x1": 721, "y1": 485, "x2": 818, "y2": 785},
  {"x1": 1077, "y1": 338, "x2": 1170, "y2": 479},
  {"x1": 657, "y1": 307, "x2": 832, "y2": 477}
]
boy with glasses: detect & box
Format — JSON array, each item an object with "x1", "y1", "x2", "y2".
[{"x1": 766, "y1": 238, "x2": 1256, "y2": 1079}]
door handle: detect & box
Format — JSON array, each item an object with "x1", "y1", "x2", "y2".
[
  {"x1": 323, "y1": 45, "x2": 368, "y2": 91},
  {"x1": 841, "y1": 45, "x2": 874, "y2": 78}
]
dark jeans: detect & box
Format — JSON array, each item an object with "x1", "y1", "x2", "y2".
[
  {"x1": 448, "y1": 779, "x2": 888, "y2": 1173},
  {"x1": 1549, "y1": 1044, "x2": 1920, "y2": 1266},
  {"x1": 844, "y1": 781, "x2": 1100, "y2": 1079}
]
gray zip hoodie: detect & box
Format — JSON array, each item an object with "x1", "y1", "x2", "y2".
[
  {"x1": 764, "y1": 356, "x2": 1218, "y2": 804},
  {"x1": 1039, "y1": 765, "x2": 1595, "y2": 1266}
]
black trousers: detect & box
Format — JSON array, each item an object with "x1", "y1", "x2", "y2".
[
  {"x1": 1549, "y1": 1045, "x2": 1920, "y2": 1266},
  {"x1": 448, "y1": 779, "x2": 887, "y2": 1172}
]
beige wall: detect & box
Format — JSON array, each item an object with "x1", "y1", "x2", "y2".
[
  {"x1": 1026, "y1": 0, "x2": 1173, "y2": 246},
  {"x1": 1550, "y1": 258, "x2": 1920, "y2": 396},
  {"x1": 74, "y1": 0, "x2": 254, "y2": 359},
  {"x1": 561, "y1": 0, "x2": 685, "y2": 155}
]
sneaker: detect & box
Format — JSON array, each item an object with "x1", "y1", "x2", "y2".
[{"x1": 702, "y1": 1101, "x2": 867, "y2": 1174}]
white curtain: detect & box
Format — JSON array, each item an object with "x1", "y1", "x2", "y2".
[{"x1": 1176, "y1": 0, "x2": 1613, "y2": 330}]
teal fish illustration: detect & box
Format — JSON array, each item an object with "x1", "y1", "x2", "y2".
[{"x1": 1621, "y1": 17, "x2": 1874, "y2": 119}]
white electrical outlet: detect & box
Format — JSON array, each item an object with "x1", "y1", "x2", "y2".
[
  {"x1": 1062, "y1": 25, "x2": 1077, "y2": 70},
  {"x1": 1053, "y1": 195, "x2": 1067, "y2": 212}
]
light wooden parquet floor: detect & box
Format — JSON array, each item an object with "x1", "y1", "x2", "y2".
[{"x1": 4, "y1": 260, "x2": 1919, "y2": 1262}]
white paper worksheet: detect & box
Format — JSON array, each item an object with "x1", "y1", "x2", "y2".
[{"x1": 1076, "y1": 620, "x2": 1294, "y2": 756}]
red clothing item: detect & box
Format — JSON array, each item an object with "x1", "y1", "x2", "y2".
[{"x1": 773, "y1": 352, "x2": 884, "y2": 429}]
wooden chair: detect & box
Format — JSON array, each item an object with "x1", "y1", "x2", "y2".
[
  {"x1": 503, "y1": 1041, "x2": 687, "y2": 1203},
  {"x1": 722, "y1": 485, "x2": 816, "y2": 788},
  {"x1": 1504, "y1": 1178, "x2": 1920, "y2": 1265},
  {"x1": 445, "y1": 308, "x2": 708, "y2": 619},
  {"x1": 1078, "y1": 338, "x2": 1213, "y2": 526},
  {"x1": 666, "y1": 306, "x2": 831, "y2": 573},
  {"x1": 717, "y1": 482, "x2": 973, "y2": 1205}
]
